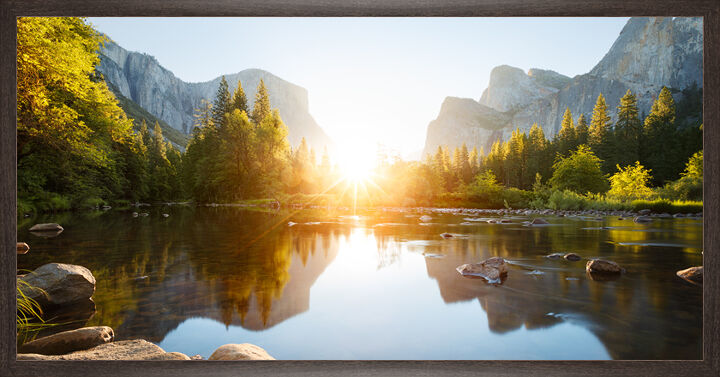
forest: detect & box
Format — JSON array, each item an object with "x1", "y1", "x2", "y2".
[{"x1": 17, "y1": 17, "x2": 703, "y2": 215}]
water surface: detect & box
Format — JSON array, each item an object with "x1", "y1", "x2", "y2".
[{"x1": 17, "y1": 206, "x2": 703, "y2": 359}]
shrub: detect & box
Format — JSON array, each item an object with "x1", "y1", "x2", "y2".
[
  {"x1": 549, "y1": 145, "x2": 609, "y2": 194},
  {"x1": 608, "y1": 162, "x2": 655, "y2": 200}
]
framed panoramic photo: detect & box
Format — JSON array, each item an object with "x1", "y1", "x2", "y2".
[{"x1": 1, "y1": 1, "x2": 719, "y2": 376}]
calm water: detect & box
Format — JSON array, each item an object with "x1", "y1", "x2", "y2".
[{"x1": 17, "y1": 206, "x2": 703, "y2": 360}]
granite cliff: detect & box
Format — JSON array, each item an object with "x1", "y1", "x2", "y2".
[
  {"x1": 423, "y1": 17, "x2": 703, "y2": 156},
  {"x1": 98, "y1": 40, "x2": 333, "y2": 151}
]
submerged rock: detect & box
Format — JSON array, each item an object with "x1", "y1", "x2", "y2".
[
  {"x1": 530, "y1": 218, "x2": 549, "y2": 225},
  {"x1": 208, "y1": 343, "x2": 275, "y2": 361},
  {"x1": 638, "y1": 209, "x2": 651, "y2": 215},
  {"x1": 29, "y1": 223, "x2": 64, "y2": 232},
  {"x1": 563, "y1": 253, "x2": 582, "y2": 261},
  {"x1": 676, "y1": 266, "x2": 703, "y2": 285},
  {"x1": 586, "y1": 259, "x2": 625, "y2": 274},
  {"x1": 545, "y1": 253, "x2": 564, "y2": 259},
  {"x1": 456, "y1": 257, "x2": 508, "y2": 283},
  {"x1": 19, "y1": 326, "x2": 114, "y2": 355},
  {"x1": 17, "y1": 339, "x2": 189, "y2": 360},
  {"x1": 20, "y1": 263, "x2": 96, "y2": 307},
  {"x1": 17, "y1": 242, "x2": 30, "y2": 255},
  {"x1": 440, "y1": 233, "x2": 454, "y2": 239},
  {"x1": 633, "y1": 216, "x2": 653, "y2": 223}
]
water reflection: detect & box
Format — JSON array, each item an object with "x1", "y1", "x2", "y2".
[{"x1": 17, "y1": 208, "x2": 702, "y2": 359}]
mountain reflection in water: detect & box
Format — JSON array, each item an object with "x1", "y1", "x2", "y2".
[{"x1": 17, "y1": 207, "x2": 702, "y2": 360}]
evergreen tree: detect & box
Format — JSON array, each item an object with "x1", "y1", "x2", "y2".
[
  {"x1": 556, "y1": 107, "x2": 577, "y2": 155},
  {"x1": 614, "y1": 89, "x2": 642, "y2": 167},
  {"x1": 459, "y1": 143, "x2": 472, "y2": 184},
  {"x1": 588, "y1": 93, "x2": 614, "y2": 173},
  {"x1": 526, "y1": 123, "x2": 551, "y2": 185},
  {"x1": 468, "y1": 147, "x2": 480, "y2": 177},
  {"x1": 251, "y1": 79, "x2": 271, "y2": 125},
  {"x1": 576, "y1": 113, "x2": 589, "y2": 146},
  {"x1": 232, "y1": 80, "x2": 249, "y2": 114},
  {"x1": 212, "y1": 76, "x2": 232, "y2": 127},
  {"x1": 643, "y1": 86, "x2": 679, "y2": 184}
]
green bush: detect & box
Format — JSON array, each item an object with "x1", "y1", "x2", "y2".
[
  {"x1": 631, "y1": 199, "x2": 702, "y2": 214},
  {"x1": 77, "y1": 197, "x2": 106, "y2": 209},
  {"x1": 17, "y1": 199, "x2": 36, "y2": 216},
  {"x1": 502, "y1": 188, "x2": 532, "y2": 209},
  {"x1": 547, "y1": 190, "x2": 587, "y2": 210}
]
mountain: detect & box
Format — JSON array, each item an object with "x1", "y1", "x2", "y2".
[
  {"x1": 422, "y1": 17, "x2": 703, "y2": 157},
  {"x1": 97, "y1": 39, "x2": 334, "y2": 152}
]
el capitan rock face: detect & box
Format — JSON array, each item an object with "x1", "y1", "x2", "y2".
[
  {"x1": 422, "y1": 17, "x2": 702, "y2": 156},
  {"x1": 97, "y1": 40, "x2": 333, "y2": 152}
]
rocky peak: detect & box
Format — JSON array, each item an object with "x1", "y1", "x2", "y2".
[
  {"x1": 589, "y1": 17, "x2": 702, "y2": 89},
  {"x1": 479, "y1": 65, "x2": 559, "y2": 112},
  {"x1": 527, "y1": 68, "x2": 572, "y2": 90}
]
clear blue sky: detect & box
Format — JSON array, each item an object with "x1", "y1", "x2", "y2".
[{"x1": 88, "y1": 17, "x2": 630, "y2": 156}]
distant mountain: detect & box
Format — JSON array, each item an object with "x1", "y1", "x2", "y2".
[
  {"x1": 423, "y1": 17, "x2": 703, "y2": 156},
  {"x1": 97, "y1": 39, "x2": 334, "y2": 152}
]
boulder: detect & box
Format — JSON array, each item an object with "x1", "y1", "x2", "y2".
[
  {"x1": 29, "y1": 223, "x2": 64, "y2": 232},
  {"x1": 564, "y1": 253, "x2": 582, "y2": 261},
  {"x1": 586, "y1": 259, "x2": 624, "y2": 274},
  {"x1": 208, "y1": 343, "x2": 275, "y2": 361},
  {"x1": 456, "y1": 257, "x2": 508, "y2": 283},
  {"x1": 17, "y1": 242, "x2": 30, "y2": 255},
  {"x1": 20, "y1": 263, "x2": 96, "y2": 307},
  {"x1": 17, "y1": 339, "x2": 189, "y2": 360},
  {"x1": 19, "y1": 326, "x2": 114, "y2": 355},
  {"x1": 440, "y1": 233, "x2": 453, "y2": 239},
  {"x1": 676, "y1": 266, "x2": 703, "y2": 285},
  {"x1": 633, "y1": 216, "x2": 653, "y2": 223},
  {"x1": 530, "y1": 218, "x2": 549, "y2": 225},
  {"x1": 638, "y1": 209, "x2": 651, "y2": 215},
  {"x1": 545, "y1": 253, "x2": 564, "y2": 259}
]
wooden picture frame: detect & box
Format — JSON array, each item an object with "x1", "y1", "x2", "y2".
[{"x1": 1, "y1": 1, "x2": 718, "y2": 376}]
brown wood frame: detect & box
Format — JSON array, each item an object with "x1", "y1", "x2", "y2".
[{"x1": 1, "y1": 1, "x2": 718, "y2": 376}]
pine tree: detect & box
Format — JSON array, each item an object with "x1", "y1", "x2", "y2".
[
  {"x1": 251, "y1": 79, "x2": 271, "y2": 125},
  {"x1": 556, "y1": 107, "x2": 577, "y2": 155},
  {"x1": 576, "y1": 113, "x2": 589, "y2": 146},
  {"x1": 468, "y1": 147, "x2": 480, "y2": 177},
  {"x1": 527, "y1": 123, "x2": 551, "y2": 185},
  {"x1": 588, "y1": 93, "x2": 614, "y2": 173},
  {"x1": 459, "y1": 143, "x2": 472, "y2": 184},
  {"x1": 643, "y1": 86, "x2": 678, "y2": 184},
  {"x1": 615, "y1": 89, "x2": 642, "y2": 167},
  {"x1": 212, "y1": 76, "x2": 232, "y2": 128},
  {"x1": 232, "y1": 80, "x2": 249, "y2": 114}
]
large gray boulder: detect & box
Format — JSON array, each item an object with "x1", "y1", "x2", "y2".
[
  {"x1": 17, "y1": 339, "x2": 190, "y2": 360},
  {"x1": 208, "y1": 343, "x2": 275, "y2": 361},
  {"x1": 19, "y1": 326, "x2": 114, "y2": 355},
  {"x1": 20, "y1": 263, "x2": 96, "y2": 306},
  {"x1": 29, "y1": 223, "x2": 63, "y2": 232}
]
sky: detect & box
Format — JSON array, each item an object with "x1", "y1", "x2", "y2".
[{"x1": 87, "y1": 17, "x2": 630, "y2": 158}]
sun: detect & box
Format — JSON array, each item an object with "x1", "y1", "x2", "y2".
[{"x1": 338, "y1": 144, "x2": 376, "y2": 183}]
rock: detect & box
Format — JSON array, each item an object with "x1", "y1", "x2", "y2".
[
  {"x1": 440, "y1": 233, "x2": 453, "y2": 239},
  {"x1": 456, "y1": 257, "x2": 508, "y2": 283},
  {"x1": 132, "y1": 212, "x2": 139, "y2": 217},
  {"x1": 634, "y1": 216, "x2": 653, "y2": 223},
  {"x1": 564, "y1": 253, "x2": 582, "y2": 261},
  {"x1": 29, "y1": 223, "x2": 64, "y2": 232},
  {"x1": 419, "y1": 215, "x2": 432, "y2": 222},
  {"x1": 102, "y1": 205, "x2": 112, "y2": 210},
  {"x1": 20, "y1": 263, "x2": 96, "y2": 306},
  {"x1": 499, "y1": 219, "x2": 512, "y2": 223},
  {"x1": 638, "y1": 209, "x2": 652, "y2": 215},
  {"x1": 190, "y1": 354, "x2": 204, "y2": 360},
  {"x1": 17, "y1": 339, "x2": 189, "y2": 360},
  {"x1": 545, "y1": 253, "x2": 564, "y2": 259},
  {"x1": 208, "y1": 343, "x2": 275, "y2": 361},
  {"x1": 98, "y1": 40, "x2": 333, "y2": 153},
  {"x1": 139, "y1": 212, "x2": 149, "y2": 217},
  {"x1": 287, "y1": 221, "x2": 297, "y2": 227},
  {"x1": 586, "y1": 259, "x2": 625, "y2": 274},
  {"x1": 19, "y1": 326, "x2": 114, "y2": 355},
  {"x1": 17, "y1": 242, "x2": 30, "y2": 255},
  {"x1": 531, "y1": 218, "x2": 549, "y2": 225},
  {"x1": 676, "y1": 266, "x2": 702, "y2": 285},
  {"x1": 162, "y1": 213, "x2": 170, "y2": 218}
]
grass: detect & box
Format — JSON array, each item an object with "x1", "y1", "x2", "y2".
[{"x1": 630, "y1": 199, "x2": 703, "y2": 214}]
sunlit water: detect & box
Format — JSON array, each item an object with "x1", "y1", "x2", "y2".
[{"x1": 17, "y1": 206, "x2": 703, "y2": 359}]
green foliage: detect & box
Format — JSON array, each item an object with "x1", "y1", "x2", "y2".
[
  {"x1": 251, "y1": 79, "x2": 272, "y2": 125},
  {"x1": 549, "y1": 145, "x2": 608, "y2": 194},
  {"x1": 614, "y1": 89, "x2": 643, "y2": 167},
  {"x1": 608, "y1": 161, "x2": 654, "y2": 200},
  {"x1": 231, "y1": 80, "x2": 249, "y2": 114},
  {"x1": 630, "y1": 199, "x2": 702, "y2": 214},
  {"x1": 555, "y1": 107, "x2": 577, "y2": 155},
  {"x1": 465, "y1": 170, "x2": 504, "y2": 208}
]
